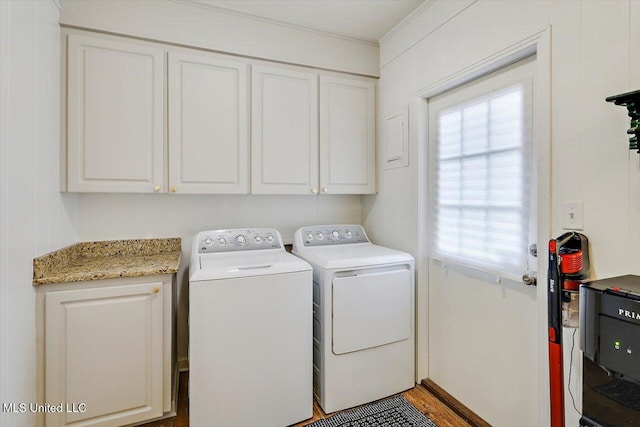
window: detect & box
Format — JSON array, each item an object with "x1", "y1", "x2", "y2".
[{"x1": 429, "y1": 59, "x2": 534, "y2": 280}]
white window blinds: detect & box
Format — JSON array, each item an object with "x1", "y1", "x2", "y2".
[{"x1": 431, "y1": 72, "x2": 533, "y2": 280}]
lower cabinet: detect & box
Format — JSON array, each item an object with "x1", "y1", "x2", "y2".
[{"x1": 37, "y1": 275, "x2": 175, "y2": 427}]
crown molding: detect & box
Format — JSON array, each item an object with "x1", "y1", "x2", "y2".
[
  {"x1": 60, "y1": 24, "x2": 380, "y2": 78},
  {"x1": 171, "y1": 0, "x2": 380, "y2": 47},
  {"x1": 379, "y1": 0, "x2": 435, "y2": 43}
]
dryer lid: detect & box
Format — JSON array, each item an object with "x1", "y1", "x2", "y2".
[{"x1": 293, "y1": 243, "x2": 413, "y2": 270}]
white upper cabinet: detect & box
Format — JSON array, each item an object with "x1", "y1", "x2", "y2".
[
  {"x1": 251, "y1": 65, "x2": 319, "y2": 195},
  {"x1": 251, "y1": 66, "x2": 376, "y2": 195},
  {"x1": 67, "y1": 34, "x2": 165, "y2": 193},
  {"x1": 168, "y1": 52, "x2": 249, "y2": 194},
  {"x1": 64, "y1": 31, "x2": 376, "y2": 195},
  {"x1": 320, "y1": 76, "x2": 376, "y2": 194}
]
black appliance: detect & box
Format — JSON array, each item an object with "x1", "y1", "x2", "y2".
[{"x1": 580, "y1": 275, "x2": 640, "y2": 427}]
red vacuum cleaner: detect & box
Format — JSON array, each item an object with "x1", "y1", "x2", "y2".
[{"x1": 547, "y1": 232, "x2": 590, "y2": 427}]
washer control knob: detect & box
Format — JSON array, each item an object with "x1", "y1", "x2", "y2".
[
  {"x1": 266, "y1": 235, "x2": 274, "y2": 242},
  {"x1": 332, "y1": 230, "x2": 340, "y2": 239},
  {"x1": 218, "y1": 238, "x2": 226, "y2": 245},
  {"x1": 306, "y1": 232, "x2": 314, "y2": 241},
  {"x1": 235, "y1": 235, "x2": 246, "y2": 245},
  {"x1": 204, "y1": 237, "x2": 213, "y2": 245},
  {"x1": 345, "y1": 230, "x2": 352, "y2": 238},
  {"x1": 254, "y1": 236, "x2": 263, "y2": 243},
  {"x1": 316, "y1": 232, "x2": 324, "y2": 240}
]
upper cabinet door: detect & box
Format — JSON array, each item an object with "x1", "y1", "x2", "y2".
[
  {"x1": 67, "y1": 34, "x2": 165, "y2": 193},
  {"x1": 251, "y1": 65, "x2": 319, "y2": 195},
  {"x1": 168, "y1": 52, "x2": 249, "y2": 194},
  {"x1": 319, "y1": 76, "x2": 376, "y2": 194}
]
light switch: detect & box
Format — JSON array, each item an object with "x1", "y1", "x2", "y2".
[{"x1": 562, "y1": 201, "x2": 583, "y2": 230}]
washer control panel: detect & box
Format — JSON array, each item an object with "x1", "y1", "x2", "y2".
[
  {"x1": 197, "y1": 228, "x2": 282, "y2": 253},
  {"x1": 299, "y1": 225, "x2": 369, "y2": 247}
]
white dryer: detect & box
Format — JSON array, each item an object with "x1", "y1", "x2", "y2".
[
  {"x1": 189, "y1": 228, "x2": 313, "y2": 427},
  {"x1": 293, "y1": 225, "x2": 415, "y2": 413}
]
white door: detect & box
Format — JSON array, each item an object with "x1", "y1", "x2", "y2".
[
  {"x1": 45, "y1": 282, "x2": 164, "y2": 426},
  {"x1": 67, "y1": 34, "x2": 164, "y2": 193},
  {"x1": 320, "y1": 76, "x2": 376, "y2": 194},
  {"x1": 251, "y1": 65, "x2": 319, "y2": 194},
  {"x1": 426, "y1": 57, "x2": 540, "y2": 425},
  {"x1": 168, "y1": 52, "x2": 249, "y2": 194}
]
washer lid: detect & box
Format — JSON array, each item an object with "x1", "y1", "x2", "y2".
[
  {"x1": 293, "y1": 243, "x2": 413, "y2": 270},
  {"x1": 190, "y1": 251, "x2": 311, "y2": 281}
]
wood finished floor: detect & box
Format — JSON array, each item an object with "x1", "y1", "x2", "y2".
[{"x1": 139, "y1": 371, "x2": 472, "y2": 427}]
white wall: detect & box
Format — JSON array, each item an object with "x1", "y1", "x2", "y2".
[
  {"x1": 76, "y1": 193, "x2": 361, "y2": 363},
  {"x1": 0, "y1": 1, "x2": 79, "y2": 424},
  {"x1": 59, "y1": 0, "x2": 380, "y2": 77},
  {"x1": 365, "y1": 0, "x2": 640, "y2": 425}
]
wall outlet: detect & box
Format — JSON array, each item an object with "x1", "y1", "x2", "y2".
[{"x1": 562, "y1": 201, "x2": 584, "y2": 230}]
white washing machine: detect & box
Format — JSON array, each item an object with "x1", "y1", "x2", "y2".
[
  {"x1": 189, "y1": 228, "x2": 313, "y2": 427},
  {"x1": 293, "y1": 225, "x2": 415, "y2": 414}
]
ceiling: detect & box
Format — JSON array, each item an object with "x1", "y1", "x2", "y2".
[{"x1": 187, "y1": 0, "x2": 425, "y2": 43}]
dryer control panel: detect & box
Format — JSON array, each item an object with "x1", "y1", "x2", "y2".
[
  {"x1": 196, "y1": 228, "x2": 282, "y2": 253},
  {"x1": 296, "y1": 225, "x2": 369, "y2": 247}
]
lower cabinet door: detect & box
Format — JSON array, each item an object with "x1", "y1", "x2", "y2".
[{"x1": 45, "y1": 282, "x2": 164, "y2": 427}]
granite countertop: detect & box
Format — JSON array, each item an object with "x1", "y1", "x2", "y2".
[{"x1": 33, "y1": 238, "x2": 182, "y2": 286}]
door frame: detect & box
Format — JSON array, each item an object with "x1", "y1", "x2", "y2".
[{"x1": 413, "y1": 27, "x2": 552, "y2": 424}]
